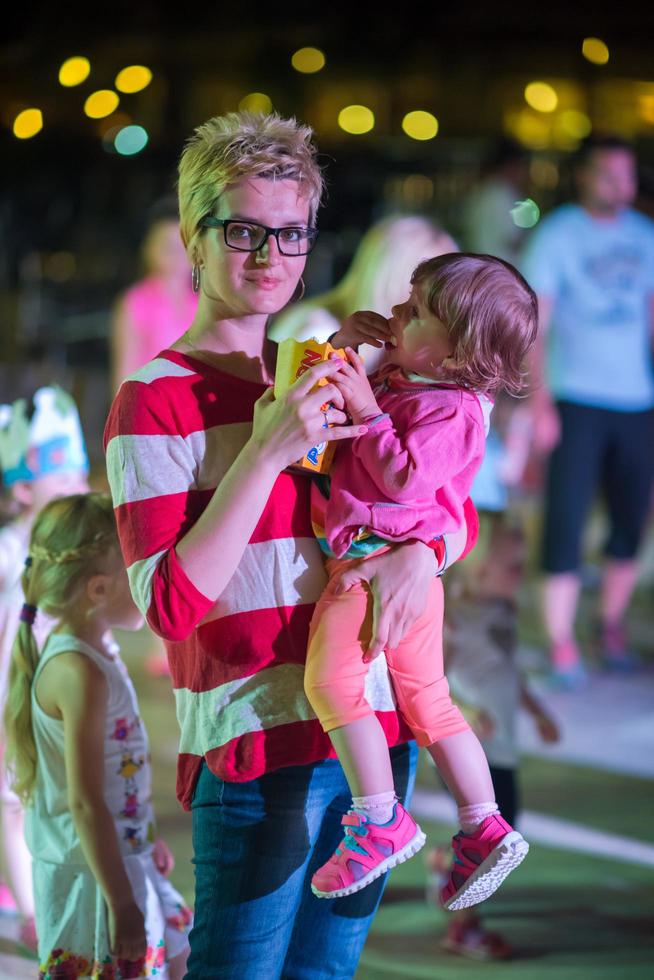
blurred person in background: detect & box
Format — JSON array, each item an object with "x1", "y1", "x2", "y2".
[
  {"x1": 111, "y1": 198, "x2": 197, "y2": 677},
  {"x1": 522, "y1": 135, "x2": 654, "y2": 687},
  {"x1": 425, "y1": 393, "x2": 557, "y2": 961},
  {"x1": 462, "y1": 138, "x2": 531, "y2": 264},
  {"x1": 269, "y1": 215, "x2": 457, "y2": 373},
  {"x1": 0, "y1": 386, "x2": 89, "y2": 950},
  {"x1": 428, "y1": 522, "x2": 559, "y2": 961},
  {"x1": 110, "y1": 197, "x2": 197, "y2": 392}
]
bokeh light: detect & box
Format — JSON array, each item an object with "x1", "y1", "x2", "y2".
[
  {"x1": 639, "y1": 95, "x2": 654, "y2": 125},
  {"x1": 558, "y1": 109, "x2": 592, "y2": 139},
  {"x1": 238, "y1": 92, "x2": 273, "y2": 114},
  {"x1": 291, "y1": 47, "x2": 326, "y2": 74},
  {"x1": 504, "y1": 108, "x2": 550, "y2": 149},
  {"x1": 84, "y1": 90, "x2": 120, "y2": 119},
  {"x1": 59, "y1": 56, "x2": 91, "y2": 87},
  {"x1": 338, "y1": 105, "x2": 375, "y2": 135},
  {"x1": 510, "y1": 198, "x2": 541, "y2": 228},
  {"x1": 114, "y1": 125, "x2": 149, "y2": 156},
  {"x1": 524, "y1": 82, "x2": 558, "y2": 113},
  {"x1": 115, "y1": 66, "x2": 153, "y2": 94},
  {"x1": 13, "y1": 108, "x2": 43, "y2": 139},
  {"x1": 402, "y1": 111, "x2": 439, "y2": 140},
  {"x1": 582, "y1": 38, "x2": 610, "y2": 65}
]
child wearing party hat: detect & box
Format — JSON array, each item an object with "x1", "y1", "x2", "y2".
[{"x1": 0, "y1": 385, "x2": 89, "y2": 947}]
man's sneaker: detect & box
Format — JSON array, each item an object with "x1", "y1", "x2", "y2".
[
  {"x1": 311, "y1": 803, "x2": 426, "y2": 899},
  {"x1": 441, "y1": 813, "x2": 528, "y2": 911}
]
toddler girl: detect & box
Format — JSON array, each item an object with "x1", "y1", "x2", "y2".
[{"x1": 305, "y1": 253, "x2": 538, "y2": 910}]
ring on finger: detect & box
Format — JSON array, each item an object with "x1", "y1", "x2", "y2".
[{"x1": 322, "y1": 408, "x2": 329, "y2": 429}]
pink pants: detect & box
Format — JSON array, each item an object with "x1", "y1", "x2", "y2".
[{"x1": 305, "y1": 562, "x2": 469, "y2": 747}]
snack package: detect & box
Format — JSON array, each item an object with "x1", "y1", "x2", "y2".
[{"x1": 274, "y1": 338, "x2": 346, "y2": 473}]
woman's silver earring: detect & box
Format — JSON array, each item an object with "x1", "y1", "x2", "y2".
[
  {"x1": 192, "y1": 265, "x2": 201, "y2": 293},
  {"x1": 294, "y1": 277, "x2": 306, "y2": 302}
]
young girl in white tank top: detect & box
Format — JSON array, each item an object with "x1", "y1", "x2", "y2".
[{"x1": 4, "y1": 492, "x2": 191, "y2": 979}]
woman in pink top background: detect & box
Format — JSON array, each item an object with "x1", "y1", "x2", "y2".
[
  {"x1": 305, "y1": 253, "x2": 539, "y2": 914},
  {"x1": 110, "y1": 199, "x2": 198, "y2": 677},
  {"x1": 110, "y1": 198, "x2": 198, "y2": 392}
]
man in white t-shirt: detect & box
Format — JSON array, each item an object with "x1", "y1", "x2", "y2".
[{"x1": 522, "y1": 136, "x2": 654, "y2": 686}]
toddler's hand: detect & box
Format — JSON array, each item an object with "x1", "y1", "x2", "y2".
[
  {"x1": 331, "y1": 348, "x2": 383, "y2": 425},
  {"x1": 153, "y1": 837, "x2": 175, "y2": 876},
  {"x1": 331, "y1": 311, "x2": 394, "y2": 351}
]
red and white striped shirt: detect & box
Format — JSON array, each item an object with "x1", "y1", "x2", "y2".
[{"x1": 104, "y1": 350, "x2": 412, "y2": 809}]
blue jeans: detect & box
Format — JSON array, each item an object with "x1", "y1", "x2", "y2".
[{"x1": 186, "y1": 741, "x2": 418, "y2": 979}]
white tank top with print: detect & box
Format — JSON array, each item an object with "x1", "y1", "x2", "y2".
[{"x1": 26, "y1": 632, "x2": 154, "y2": 866}]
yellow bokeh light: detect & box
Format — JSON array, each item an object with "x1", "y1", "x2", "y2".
[
  {"x1": 238, "y1": 92, "x2": 273, "y2": 114},
  {"x1": 639, "y1": 95, "x2": 654, "y2": 125},
  {"x1": 84, "y1": 90, "x2": 120, "y2": 119},
  {"x1": 338, "y1": 105, "x2": 375, "y2": 135},
  {"x1": 115, "y1": 65, "x2": 153, "y2": 94},
  {"x1": 13, "y1": 108, "x2": 43, "y2": 139},
  {"x1": 59, "y1": 56, "x2": 91, "y2": 87},
  {"x1": 559, "y1": 109, "x2": 592, "y2": 139},
  {"x1": 582, "y1": 37, "x2": 609, "y2": 65},
  {"x1": 504, "y1": 108, "x2": 550, "y2": 149},
  {"x1": 402, "y1": 110, "x2": 439, "y2": 140},
  {"x1": 291, "y1": 47, "x2": 326, "y2": 74},
  {"x1": 524, "y1": 82, "x2": 558, "y2": 113}
]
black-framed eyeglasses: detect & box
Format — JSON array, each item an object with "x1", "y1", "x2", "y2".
[{"x1": 198, "y1": 217, "x2": 318, "y2": 256}]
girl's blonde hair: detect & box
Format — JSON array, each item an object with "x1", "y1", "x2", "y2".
[
  {"x1": 271, "y1": 215, "x2": 458, "y2": 341},
  {"x1": 411, "y1": 252, "x2": 539, "y2": 395},
  {"x1": 178, "y1": 111, "x2": 324, "y2": 267},
  {"x1": 4, "y1": 493, "x2": 118, "y2": 803}
]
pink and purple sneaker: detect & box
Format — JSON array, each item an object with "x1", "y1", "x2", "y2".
[
  {"x1": 441, "y1": 813, "x2": 529, "y2": 910},
  {"x1": 311, "y1": 802, "x2": 426, "y2": 899}
]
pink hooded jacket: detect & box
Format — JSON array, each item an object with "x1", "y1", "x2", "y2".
[{"x1": 323, "y1": 369, "x2": 491, "y2": 559}]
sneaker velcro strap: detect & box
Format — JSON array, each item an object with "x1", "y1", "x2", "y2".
[{"x1": 342, "y1": 811, "x2": 367, "y2": 828}]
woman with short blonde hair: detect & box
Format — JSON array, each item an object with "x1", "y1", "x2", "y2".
[{"x1": 106, "y1": 111, "x2": 437, "y2": 978}]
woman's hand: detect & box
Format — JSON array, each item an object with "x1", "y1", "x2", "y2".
[
  {"x1": 109, "y1": 900, "x2": 147, "y2": 964},
  {"x1": 331, "y1": 310, "x2": 394, "y2": 351},
  {"x1": 330, "y1": 541, "x2": 436, "y2": 661},
  {"x1": 152, "y1": 837, "x2": 175, "y2": 876},
  {"x1": 250, "y1": 358, "x2": 368, "y2": 470},
  {"x1": 332, "y1": 348, "x2": 383, "y2": 424}
]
